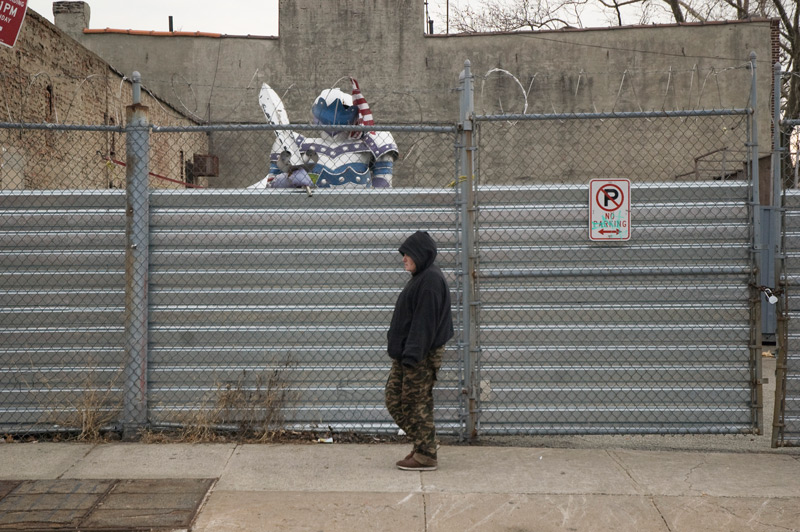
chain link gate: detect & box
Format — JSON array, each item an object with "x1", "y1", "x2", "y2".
[
  {"x1": 775, "y1": 115, "x2": 800, "y2": 447},
  {"x1": 470, "y1": 179, "x2": 760, "y2": 435},
  {"x1": 464, "y1": 61, "x2": 762, "y2": 434}
]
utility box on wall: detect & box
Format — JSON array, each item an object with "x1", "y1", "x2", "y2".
[
  {"x1": 192, "y1": 154, "x2": 219, "y2": 177},
  {"x1": 184, "y1": 154, "x2": 218, "y2": 188}
]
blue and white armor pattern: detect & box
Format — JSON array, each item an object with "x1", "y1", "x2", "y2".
[
  {"x1": 249, "y1": 81, "x2": 398, "y2": 190},
  {"x1": 267, "y1": 131, "x2": 397, "y2": 188}
]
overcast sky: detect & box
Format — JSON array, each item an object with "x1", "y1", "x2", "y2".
[
  {"x1": 27, "y1": 1, "x2": 583, "y2": 36},
  {"x1": 26, "y1": 0, "x2": 282, "y2": 35},
  {"x1": 24, "y1": 0, "x2": 462, "y2": 36}
]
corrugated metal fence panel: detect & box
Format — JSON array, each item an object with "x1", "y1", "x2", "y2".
[
  {"x1": 475, "y1": 182, "x2": 756, "y2": 434},
  {"x1": 0, "y1": 191, "x2": 127, "y2": 433},
  {"x1": 1, "y1": 184, "x2": 758, "y2": 437},
  {"x1": 147, "y1": 189, "x2": 463, "y2": 434},
  {"x1": 780, "y1": 189, "x2": 800, "y2": 445}
]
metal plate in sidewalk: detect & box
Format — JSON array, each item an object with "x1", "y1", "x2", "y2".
[{"x1": 0, "y1": 478, "x2": 215, "y2": 530}]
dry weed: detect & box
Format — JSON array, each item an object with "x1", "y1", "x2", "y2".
[
  {"x1": 170, "y1": 366, "x2": 293, "y2": 443},
  {"x1": 36, "y1": 364, "x2": 123, "y2": 442}
]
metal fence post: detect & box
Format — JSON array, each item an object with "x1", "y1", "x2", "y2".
[
  {"x1": 757, "y1": 57, "x2": 780, "y2": 342},
  {"x1": 458, "y1": 60, "x2": 479, "y2": 439},
  {"x1": 771, "y1": 61, "x2": 786, "y2": 446},
  {"x1": 748, "y1": 52, "x2": 765, "y2": 433},
  {"x1": 750, "y1": 52, "x2": 762, "y2": 268},
  {"x1": 762, "y1": 62, "x2": 783, "y2": 324},
  {"x1": 122, "y1": 71, "x2": 150, "y2": 439},
  {"x1": 771, "y1": 61, "x2": 784, "y2": 301}
]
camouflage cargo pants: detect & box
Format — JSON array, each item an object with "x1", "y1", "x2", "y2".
[{"x1": 384, "y1": 346, "x2": 444, "y2": 462}]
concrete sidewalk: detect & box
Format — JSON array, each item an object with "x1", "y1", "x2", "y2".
[{"x1": 1, "y1": 441, "x2": 799, "y2": 531}]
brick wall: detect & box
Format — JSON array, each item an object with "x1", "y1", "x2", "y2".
[{"x1": 0, "y1": 10, "x2": 207, "y2": 189}]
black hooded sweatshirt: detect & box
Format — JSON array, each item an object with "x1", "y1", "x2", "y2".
[{"x1": 387, "y1": 231, "x2": 454, "y2": 367}]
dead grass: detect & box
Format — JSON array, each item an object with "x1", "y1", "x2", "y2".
[
  {"x1": 35, "y1": 364, "x2": 123, "y2": 442},
  {"x1": 11, "y1": 358, "x2": 406, "y2": 445},
  {"x1": 68, "y1": 385, "x2": 121, "y2": 441},
  {"x1": 155, "y1": 367, "x2": 294, "y2": 443}
]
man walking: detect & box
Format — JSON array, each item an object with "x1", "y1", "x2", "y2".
[{"x1": 385, "y1": 231, "x2": 454, "y2": 471}]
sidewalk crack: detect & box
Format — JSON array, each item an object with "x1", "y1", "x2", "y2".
[
  {"x1": 57, "y1": 443, "x2": 98, "y2": 480},
  {"x1": 421, "y1": 473, "x2": 429, "y2": 532},
  {"x1": 422, "y1": 491, "x2": 429, "y2": 532},
  {"x1": 606, "y1": 450, "x2": 644, "y2": 493},
  {"x1": 651, "y1": 496, "x2": 674, "y2": 532},
  {"x1": 220, "y1": 443, "x2": 240, "y2": 475}
]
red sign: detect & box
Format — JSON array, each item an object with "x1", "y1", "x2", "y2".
[{"x1": 0, "y1": 0, "x2": 28, "y2": 49}]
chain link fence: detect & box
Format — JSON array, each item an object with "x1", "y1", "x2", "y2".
[
  {"x1": 475, "y1": 111, "x2": 751, "y2": 185},
  {"x1": 0, "y1": 118, "x2": 466, "y2": 439},
  {"x1": 472, "y1": 110, "x2": 760, "y2": 435},
  {"x1": 776, "y1": 118, "x2": 800, "y2": 447},
  {"x1": 143, "y1": 123, "x2": 463, "y2": 437},
  {"x1": 0, "y1": 125, "x2": 128, "y2": 437},
  {"x1": 0, "y1": 63, "x2": 773, "y2": 441}
]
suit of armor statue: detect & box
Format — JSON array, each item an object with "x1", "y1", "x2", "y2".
[{"x1": 249, "y1": 79, "x2": 398, "y2": 190}]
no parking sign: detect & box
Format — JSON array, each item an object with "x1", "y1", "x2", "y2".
[{"x1": 589, "y1": 179, "x2": 630, "y2": 241}]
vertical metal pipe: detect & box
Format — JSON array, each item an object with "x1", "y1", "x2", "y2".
[
  {"x1": 773, "y1": 62, "x2": 783, "y2": 206},
  {"x1": 765, "y1": 61, "x2": 785, "y2": 338},
  {"x1": 759, "y1": 59, "x2": 780, "y2": 341},
  {"x1": 123, "y1": 71, "x2": 150, "y2": 439},
  {"x1": 751, "y1": 53, "x2": 761, "y2": 238},
  {"x1": 773, "y1": 286, "x2": 788, "y2": 447},
  {"x1": 748, "y1": 52, "x2": 764, "y2": 434},
  {"x1": 772, "y1": 62, "x2": 788, "y2": 446},
  {"x1": 132, "y1": 71, "x2": 141, "y2": 105},
  {"x1": 458, "y1": 60, "x2": 478, "y2": 439},
  {"x1": 772, "y1": 61, "x2": 784, "y2": 293}
]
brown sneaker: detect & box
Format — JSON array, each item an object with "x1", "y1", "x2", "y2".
[{"x1": 396, "y1": 456, "x2": 438, "y2": 471}]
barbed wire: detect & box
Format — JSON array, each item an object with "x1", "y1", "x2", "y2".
[{"x1": 0, "y1": 61, "x2": 762, "y2": 128}]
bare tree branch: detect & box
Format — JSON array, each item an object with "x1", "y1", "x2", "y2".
[
  {"x1": 444, "y1": 0, "x2": 799, "y2": 118},
  {"x1": 665, "y1": 0, "x2": 686, "y2": 22}
]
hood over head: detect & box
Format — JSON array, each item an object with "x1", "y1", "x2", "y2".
[{"x1": 399, "y1": 231, "x2": 437, "y2": 274}]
